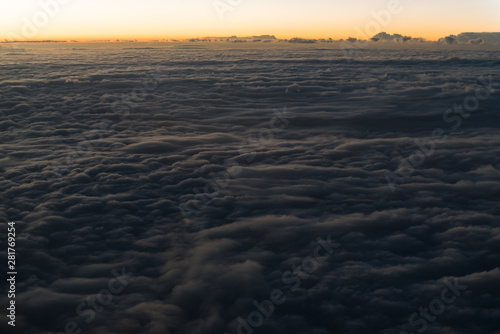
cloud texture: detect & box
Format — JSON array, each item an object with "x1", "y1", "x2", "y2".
[{"x1": 0, "y1": 43, "x2": 500, "y2": 334}]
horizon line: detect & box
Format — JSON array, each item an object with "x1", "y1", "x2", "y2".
[
  {"x1": 3, "y1": 33, "x2": 500, "y2": 44},
  {"x1": 2, "y1": 32, "x2": 500, "y2": 43}
]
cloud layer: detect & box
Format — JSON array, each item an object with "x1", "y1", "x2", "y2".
[{"x1": 0, "y1": 44, "x2": 500, "y2": 334}]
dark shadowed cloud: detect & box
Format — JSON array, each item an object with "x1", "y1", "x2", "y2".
[{"x1": 0, "y1": 43, "x2": 499, "y2": 334}]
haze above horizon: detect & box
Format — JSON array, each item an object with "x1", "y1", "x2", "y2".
[{"x1": 1, "y1": 0, "x2": 500, "y2": 41}]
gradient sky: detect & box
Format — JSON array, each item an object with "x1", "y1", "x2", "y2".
[{"x1": 1, "y1": 0, "x2": 499, "y2": 40}]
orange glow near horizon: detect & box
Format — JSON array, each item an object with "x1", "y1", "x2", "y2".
[{"x1": 1, "y1": 0, "x2": 499, "y2": 42}]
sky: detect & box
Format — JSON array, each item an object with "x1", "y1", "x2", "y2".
[{"x1": 1, "y1": 0, "x2": 500, "y2": 41}]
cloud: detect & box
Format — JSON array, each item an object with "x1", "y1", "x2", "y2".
[{"x1": 0, "y1": 43, "x2": 499, "y2": 334}]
